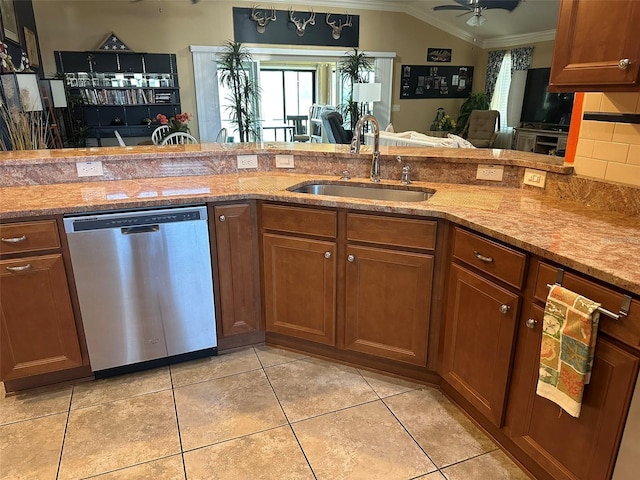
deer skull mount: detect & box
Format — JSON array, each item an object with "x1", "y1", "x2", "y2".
[
  {"x1": 289, "y1": 8, "x2": 316, "y2": 37},
  {"x1": 251, "y1": 4, "x2": 277, "y2": 34},
  {"x1": 326, "y1": 13, "x2": 352, "y2": 40}
]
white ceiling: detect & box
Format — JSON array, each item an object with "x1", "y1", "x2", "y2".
[{"x1": 265, "y1": 0, "x2": 560, "y2": 48}]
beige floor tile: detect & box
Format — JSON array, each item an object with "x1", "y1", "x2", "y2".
[
  {"x1": 254, "y1": 344, "x2": 307, "y2": 367},
  {"x1": 358, "y1": 369, "x2": 422, "y2": 398},
  {"x1": 58, "y1": 390, "x2": 180, "y2": 479},
  {"x1": 170, "y1": 348, "x2": 261, "y2": 387},
  {"x1": 0, "y1": 383, "x2": 71, "y2": 425},
  {"x1": 266, "y1": 357, "x2": 377, "y2": 422},
  {"x1": 184, "y1": 426, "x2": 314, "y2": 480},
  {"x1": 89, "y1": 455, "x2": 185, "y2": 479},
  {"x1": 293, "y1": 400, "x2": 436, "y2": 480},
  {"x1": 174, "y1": 369, "x2": 286, "y2": 451},
  {"x1": 71, "y1": 367, "x2": 171, "y2": 410},
  {"x1": 384, "y1": 388, "x2": 496, "y2": 468},
  {"x1": 441, "y1": 450, "x2": 530, "y2": 480},
  {"x1": 0, "y1": 413, "x2": 67, "y2": 480},
  {"x1": 415, "y1": 473, "x2": 447, "y2": 479}
]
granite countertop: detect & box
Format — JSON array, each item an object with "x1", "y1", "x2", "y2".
[{"x1": 1, "y1": 171, "x2": 639, "y2": 296}]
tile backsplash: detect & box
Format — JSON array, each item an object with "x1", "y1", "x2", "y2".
[{"x1": 574, "y1": 92, "x2": 640, "y2": 186}]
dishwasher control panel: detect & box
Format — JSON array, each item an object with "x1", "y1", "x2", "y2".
[{"x1": 64, "y1": 206, "x2": 206, "y2": 232}]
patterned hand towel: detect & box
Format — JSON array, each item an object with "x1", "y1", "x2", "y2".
[{"x1": 536, "y1": 284, "x2": 601, "y2": 418}]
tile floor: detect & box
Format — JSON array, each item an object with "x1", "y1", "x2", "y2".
[{"x1": 0, "y1": 345, "x2": 531, "y2": 480}]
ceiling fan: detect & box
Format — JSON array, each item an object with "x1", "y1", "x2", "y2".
[{"x1": 433, "y1": 0, "x2": 522, "y2": 27}]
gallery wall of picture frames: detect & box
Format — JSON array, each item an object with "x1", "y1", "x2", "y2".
[
  {"x1": 400, "y1": 65, "x2": 474, "y2": 99},
  {"x1": 0, "y1": 0, "x2": 43, "y2": 77},
  {"x1": 233, "y1": 7, "x2": 359, "y2": 47}
]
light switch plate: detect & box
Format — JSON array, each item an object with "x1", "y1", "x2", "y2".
[
  {"x1": 76, "y1": 161, "x2": 104, "y2": 177},
  {"x1": 237, "y1": 155, "x2": 258, "y2": 169},
  {"x1": 523, "y1": 168, "x2": 547, "y2": 188},
  {"x1": 275, "y1": 155, "x2": 295, "y2": 168},
  {"x1": 476, "y1": 164, "x2": 504, "y2": 181}
]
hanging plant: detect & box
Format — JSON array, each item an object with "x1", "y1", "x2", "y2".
[
  {"x1": 217, "y1": 41, "x2": 261, "y2": 142},
  {"x1": 338, "y1": 48, "x2": 373, "y2": 131}
]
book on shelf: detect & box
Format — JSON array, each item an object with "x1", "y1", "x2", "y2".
[{"x1": 78, "y1": 88, "x2": 175, "y2": 105}]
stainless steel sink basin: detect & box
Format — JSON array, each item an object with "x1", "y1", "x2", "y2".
[{"x1": 290, "y1": 183, "x2": 435, "y2": 202}]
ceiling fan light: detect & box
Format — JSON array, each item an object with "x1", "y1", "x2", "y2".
[{"x1": 466, "y1": 14, "x2": 486, "y2": 27}]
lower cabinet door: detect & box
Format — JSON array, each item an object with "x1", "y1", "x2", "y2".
[
  {"x1": 0, "y1": 254, "x2": 83, "y2": 380},
  {"x1": 344, "y1": 245, "x2": 433, "y2": 366},
  {"x1": 262, "y1": 233, "x2": 336, "y2": 345},
  {"x1": 507, "y1": 303, "x2": 640, "y2": 480},
  {"x1": 213, "y1": 203, "x2": 260, "y2": 337},
  {"x1": 443, "y1": 263, "x2": 520, "y2": 427}
]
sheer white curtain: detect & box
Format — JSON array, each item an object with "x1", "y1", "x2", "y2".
[{"x1": 489, "y1": 52, "x2": 513, "y2": 148}]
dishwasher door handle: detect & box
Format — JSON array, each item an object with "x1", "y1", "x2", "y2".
[{"x1": 121, "y1": 225, "x2": 160, "y2": 235}]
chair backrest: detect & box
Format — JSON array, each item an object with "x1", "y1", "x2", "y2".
[
  {"x1": 215, "y1": 128, "x2": 228, "y2": 143},
  {"x1": 465, "y1": 110, "x2": 501, "y2": 148},
  {"x1": 114, "y1": 130, "x2": 126, "y2": 147},
  {"x1": 287, "y1": 115, "x2": 310, "y2": 142},
  {"x1": 151, "y1": 125, "x2": 170, "y2": 145},
  {"x1": 321, "y1": 110, "x2": 352, "y2": 144},
  {"x1": 160, "y1": 132, "x2": 198, "y2": 145}
]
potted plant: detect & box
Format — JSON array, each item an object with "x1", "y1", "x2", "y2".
[
  {"x1": 455, "y1": 92, "x2": 490, "y2": 135},
  {"x1": 338, "y1": 48, "x2": 373, "y2": 131},
  {"x1": 217, "y1": 41, "x2": 260, "y2": 142}
]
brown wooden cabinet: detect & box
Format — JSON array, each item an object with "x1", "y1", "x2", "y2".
[
  {"x1": 505, "y1": 259, "x2": 640, "y2": 480},
  {"x1": 442, "y1": 228, "x2": 526, "y2": 427},
  {"x1": 550, "y1": 0, "x2": 640, "y2": 91},
  {"x1": 261, "y1": 204, "x2": 338, "y2": 346},
  {"x1": 1, "y1": 219, "x2": 83, "y2": 382},
  {"x1": 344, "y1": 214, "x2": 435, "y2": 366},
  {"x1": 212, "y1": 203, "x2": 261, "y2": 338}
]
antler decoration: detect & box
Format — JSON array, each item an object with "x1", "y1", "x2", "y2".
[
  {"x1": 289, "y1": 8, "x2": 316, "y2": 36},
  {"x1": 251, "y1": 4, "x2": 277, "y2": 34},
  {"x1": 326, "y1": 13, "x2": 352, "y2": 40}
]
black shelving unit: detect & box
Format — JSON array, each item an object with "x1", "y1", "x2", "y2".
[{"x1": 55, "y1": 51, "x2": 180, "y2": 145}]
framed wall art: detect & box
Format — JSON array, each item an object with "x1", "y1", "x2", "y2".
[
  {"x1": 23, "y1": 26, "x2": 38, "y2": 66},
  {"x1": 0, "y1": 0, "x2": 19, "y2": 44}
]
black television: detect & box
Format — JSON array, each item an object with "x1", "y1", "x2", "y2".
[{"x1": 520, "y1": 68, "x2": 574, "y2": 130}]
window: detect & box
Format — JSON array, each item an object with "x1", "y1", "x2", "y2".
[{"x1": 490, "y1": 51, "x2": 512, "y2": 129}]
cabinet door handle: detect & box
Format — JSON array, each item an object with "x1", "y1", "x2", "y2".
[
  {"x1": 218, "y1": 215, "x2": 226, "y2": 222},
  {"x1": 6, "y1": 263, "x2": 32, "y2": 272},
  {"x1": 500, "y1": 304, "x2": 510, "y2": 314},
  {"x1": 347, "y1": 254, "x2": 355, "y2": 262},
  {"x1": 619, "y1": 58, "x2": 631, "y2": 70},
  {"x1": 473, "y1": 251, "x2": 494, "y2": 263},
  {"x1": 526, "y1": 318, "x2": 538, "y2": 329},
  {"x1": 1, "y1": 235, "x2": 27, "y2": 244},
  {"x1": 324, "y1": 251, "x2": 332, "y2": 259}
]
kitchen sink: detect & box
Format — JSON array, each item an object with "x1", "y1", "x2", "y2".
[{"x1": 289, "y1": 183, "x2": 435, "y2": 202}]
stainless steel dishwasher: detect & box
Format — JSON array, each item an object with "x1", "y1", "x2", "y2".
[{"x1": 63, "y1": 205, "x2": 217, "y2": 377}]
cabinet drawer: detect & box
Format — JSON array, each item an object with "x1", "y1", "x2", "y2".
[
  {"x1": 262, "y1": 204, "x2": 336, "y2": 238},
  {"x1": 0, "y1": 220, "x2": 61, "y2": 255},
  {"x1": 533, "y1": 261, "x2": 640, "y2": 350},
  {"x1": 347, "y1": 213, "x2": 436, "y2": 250},
  {"x1": 452, "y1": 228, "x2": 527, "y2": 289}
]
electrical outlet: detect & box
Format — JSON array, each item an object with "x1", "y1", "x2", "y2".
[
  {"x1": 275, "y1": 155, "x2": 295, "y2": 168},
  {"x1": 76, "y1": 161, "x2": 104, "y2": 177},
  {"x1": 523, "y1": 168, "x2": 547, "y2": 188},
  {"x1": 476, "y1": 164, "x2": 504, "y2": 181},
  {"x1": 237, "y1": 154, "x2": 258, "y2": 169},
  {"x1": 392, "y1": 104, "x2": 401, "y2": 112}
]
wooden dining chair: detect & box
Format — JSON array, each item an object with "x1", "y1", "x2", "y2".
[
  {"x1": 151, "y1": 125, "x2": 170, "y2": 145},
  {"x1": 160, "y1": 132, "x2": 198, "y2": 145}
]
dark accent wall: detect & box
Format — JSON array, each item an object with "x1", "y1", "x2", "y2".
[{"x1": 2, "y1": 0, "x2": 43, "y2": 77}]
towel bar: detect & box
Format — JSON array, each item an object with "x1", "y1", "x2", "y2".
[{"x1": 546, "y1": 283, "x2": 631, "y2": 320}]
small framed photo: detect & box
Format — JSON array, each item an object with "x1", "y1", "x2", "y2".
[
  {"x1": 23, "y1": 27, "x2": 39, "y2": 67},
  {"x1": 0, "y1": 0, "x2": 19, "y2": 44}
]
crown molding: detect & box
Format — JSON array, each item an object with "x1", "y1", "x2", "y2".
[{"x1": 480, "y1": 29, "x2": 556, "y2": 49}]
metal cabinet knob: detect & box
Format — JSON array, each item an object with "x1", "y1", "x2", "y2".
[
  {"x1": 526, "y1": 318, "x2": 538, "y2": 329},
  {"x1": 499, "y1": 304, "x2": 510, "y2": 314},
  {"x1": 324, "y1": 251, "x2": 332, "y2": 259},
  {"x1": 347, "y1": 254, "x2": 355, "y2": 263},
  {"x1": 619, "y1": 58, "x2": 631, "y2": 70},
  {"x1": 218, "y1": 215, "x2": 226, "y2": 222}
]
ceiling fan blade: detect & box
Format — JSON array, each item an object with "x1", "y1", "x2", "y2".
[
  {"x1": 478, "y1": 0, "x2": 521, "y2": 12},
  {"x1": 456, "y1": 10, "x2": 474, "y2": 17},
  {"x1": 433, "y1": 5, "x2": 473, "y2": 12}
]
